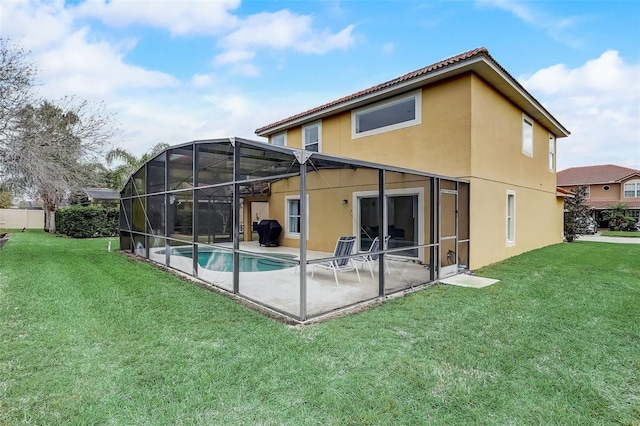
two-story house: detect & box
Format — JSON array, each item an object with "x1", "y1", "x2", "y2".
[
  {"x1": 119, "y1": 47, "x2": 572, "y2": 321},
  {"x1": 256, "y1": 47, "x2": 570, "y2": 269},
  {"x1": 557, "y1": 164, "x2": 640, "y2": 226}
]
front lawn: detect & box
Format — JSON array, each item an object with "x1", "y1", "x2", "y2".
[{"x1": 1, "y1": 231, "x2": 639, "y2": 425}]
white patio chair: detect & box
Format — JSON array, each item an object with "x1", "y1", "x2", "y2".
[
  {"x1": 311, "y1": 236, "x2": 360, "y2": 286},
  {"x1": 353, "y1": 235, "x2": 391, "y2": 278}
]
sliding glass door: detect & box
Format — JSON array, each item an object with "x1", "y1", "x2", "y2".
[{"x1": 357, "y1": 193, "x2": 419, "y2": 258}]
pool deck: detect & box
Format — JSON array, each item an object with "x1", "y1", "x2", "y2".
[{"x1": 150, "y1": 241, "x2": 434, "y2": 321}]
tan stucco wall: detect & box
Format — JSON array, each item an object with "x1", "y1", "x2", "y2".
[
  {"x1": 464, "y1": 75, "x2": 562, "y2": 268},
  {"x1": 468, "y1": 178, "x2": 563, "y2": 269},
  {"x1": 589, "y1": 183, "x2": 621, "y2": 202},
  {"x1": 266, "y1": 72, "x2": 565, "y2": 269},
  {"x1": 281, "y1": 75, "x2": 473, "y2": 178},
  {"x1": 268, "y1": 169, "x2": 433, "y2": 264}
]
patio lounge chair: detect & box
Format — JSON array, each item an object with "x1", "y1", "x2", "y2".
[
  {"x1": 353, "y1": 235, "x2": 391, "y2": 278},
  {"x1": 311, "y1": 236, "x2": 360, "y2": 286}
]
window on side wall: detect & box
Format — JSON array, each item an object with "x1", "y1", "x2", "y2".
[
  {"x1": 285, "y1": 195, "x2": 309, "y2": 239},
  {"x1": 549, "y1": 134, "x2": 556, "y2": 171},
  {"x1": 271, "y1": 132, "x2": 286, "y2": 146},
  {"x1": 506, "y1": 190, "x2": 516, "y2": 247},
  {"x1": 303, "y1": 122, "x2": 321, "y2": 152},
  {"x1": 352, "y1": 90, "x2": 421, "y2": 138},
  {"x1": 522, "y1": 115, "x2": 533, "y2": 157},
  {"x1": 624, "y1": 180, "x2": 640, "y2": 198}
]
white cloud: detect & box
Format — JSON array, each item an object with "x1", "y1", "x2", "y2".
[
  {"x1": 215, "y1": 49, "x2": 255, "y2": 65},
  {"x1": 216, "y1": 9, "x2": 355, "y2": 64},
  {"x1": 520, "y1": 51, "x2": 640, "y2": 169},
  {"x1": 72, "y1": 0, "x2": 241, "y2": 36},
  {"x1": 477, "y1": 0, "x2": 583, "y2": 47},
  {"x1": 381, "y1": 42, "x2": 395, "y2": 55},
  {"x1": 36, "y1": 27, "x2": 179, "y2": 99}
]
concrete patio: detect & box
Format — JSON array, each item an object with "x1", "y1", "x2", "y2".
[{"x1": 150, "y1": 240, "x2": 433, "y2": 319}]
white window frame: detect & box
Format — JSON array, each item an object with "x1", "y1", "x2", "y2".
[
  {"x1": 506, "y1": 190, "x2": 516, "y2": 247},
  {"x1": 302, "y1": 121, "x2": 321, "y2": 152},
  {"x1": 624, "y1": 180, "x2": 640, "y2": 198},
  {"x1": 284, "y1": 195, "x2": 309, "y2": 239},
  {"x1": 271, "y1": 132, "x2": 287, "y2": 146},
  {"x1": 351, "y1": 90, "x2": 422, "y2": 139},
  {"x1": 549, "y1": 133, "x2": 556, "y2": 171},
  {"x1": 522, "y1": 114, "x2": 534, "y2": 157}
]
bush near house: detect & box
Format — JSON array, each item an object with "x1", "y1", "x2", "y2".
[{"x1": 56, "y1": 205, "x2": 118, "y2": 238}]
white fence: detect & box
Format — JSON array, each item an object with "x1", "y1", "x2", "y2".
[{"x1": 0, "y1": 209, "x2": 44, "y2": 230}]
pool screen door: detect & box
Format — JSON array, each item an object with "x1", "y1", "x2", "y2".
[{"x1": 440, "y1": 189, "x2": 458, "y2": 278}]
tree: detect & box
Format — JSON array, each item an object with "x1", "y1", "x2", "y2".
[
  {"x1": 0, "y1": 38, "x2": 36, "y2": 141},
  {"x1": 105, "y1": 143, "x2": 169, "y2": 190},
  {"x1": 0, "y1": 186, "x2": 12, "y2": 208},
  {"x1": 563, "y1": 185, "x2": 592, "y2": 242},
  {"x1": 2, "y1": 98, "x2": 117, "y2": 233},
  {"x1": 603, "y1": 203, "x2": 636, "y2": 231}
]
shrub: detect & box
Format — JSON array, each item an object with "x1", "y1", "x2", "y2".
[{"x1": 57, "y1": 205, "x2": 119, "y2": 238}]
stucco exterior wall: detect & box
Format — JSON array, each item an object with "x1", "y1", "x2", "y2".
[
  {"x1": 267, "y1": 72, "x2": 565, "y2": 270},
  {"x1": 465, "y1": 75, "x2": 562, "y2": 268},
  {"x1": 283, "y1": 75, "x2": 473, "y2": 178},
  {"x1": 268, "y1": 169, "x2": 433, "y2": 264},
  {"x1": 468, "y1": 178, "x2": 563, "y2": 269}
]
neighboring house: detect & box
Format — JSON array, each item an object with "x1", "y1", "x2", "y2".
[
  {"x1": 256, "y1": 47, "x2": 570, "y2": 269},
  {"x1": 84, "y1": 188, "x2": 120, "y2": 206},
  {"x1": 557, "y1": 164, "x2": 640, "y2": 225}
]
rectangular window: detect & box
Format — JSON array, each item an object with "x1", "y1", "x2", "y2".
[
  {"x1": 522, "y1": 115, "x2": 533, "y2": 157},
  {"x1": 271, "y1": 132, "x2": 286, "y2": 146},
  {"x1": 549, "y1": 134, "x2": 556, "y2": 171},
  {"x1": 624, "y1": 181, "x2": 640, "y2": 197},
  {"x1": 352, "y1": 90, "x2": 422, "y2": 138},
  {"x1": 506, "y1": 190, "x2": 516, "y2": 246},
  {"x1": 285, "y1": 195, "x2": 309, "y2": 238},
  {"x1": 303, "y1": 122, "x2": 321, "y2": 152}
]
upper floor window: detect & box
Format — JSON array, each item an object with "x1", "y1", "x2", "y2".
[
  {"x1": 522, "y1": 115, "x2": 533, "y2": 157},
  {"x1": 624, "y1": 180, "x2": 640, "y2": 198},
  {"x1": 303, "y1": 122, "x2": 321, "y2": 152},
  {"x1": 271, "y1": 132, "x2": 286, "y2": 146},
  {"x1": 352, "y1": 90, "x2": 422, "y2": 138},
  {"x1": 549, "y1": 134, "x2": 556, "y2": 171}
]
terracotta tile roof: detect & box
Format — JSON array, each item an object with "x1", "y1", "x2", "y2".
[
  {"x1": 256, "y1": 47, "x2": 500, "y2": 135},
  {"x1": 586, "y1": 200, "x2": 640, "y2": 210},
  {"x1": 557, "y1": 164, "x2": 640, "y2": 186},
  {"x1": 556, "y1": 187, "x2": 573, "y2": 196}
]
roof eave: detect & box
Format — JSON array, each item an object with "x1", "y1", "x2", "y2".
[{"x1": 257, "y1": 56, "x2": 570, "y2": 139}]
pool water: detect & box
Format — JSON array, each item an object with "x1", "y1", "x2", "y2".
[{"x1": 160, "y1": 247, "x2": 297, "y2": 272}]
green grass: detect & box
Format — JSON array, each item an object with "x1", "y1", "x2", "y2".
[
  {"x1": 600, "y1": 230, "x2": 640, "y2": 237},
  {"x1": 1, "y1": 231, "x2": 639, "y2": 425}
]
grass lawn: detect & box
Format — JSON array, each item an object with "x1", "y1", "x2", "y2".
[
  {"x1": 1, "y1": 231, "x2": 639, "y2": 425},
  {"x1": 600, "y1": 230, "x2": 640, "y2": 238}
]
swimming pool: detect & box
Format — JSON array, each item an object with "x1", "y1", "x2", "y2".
[{"x1": 159, "y1": 247, "x2": 298, "y2": 272}]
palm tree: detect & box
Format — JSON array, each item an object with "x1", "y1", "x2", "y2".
[
  {"x1": 105, "y1": 142, "x2": 169, "y2": 190},
  {"x1": 603, "y1": 202, "x2": 635, "y2": 231}
]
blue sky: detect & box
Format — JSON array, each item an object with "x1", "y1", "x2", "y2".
[{"x1": 1, "y1": 0, "x2": 639, "y2": 170}]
